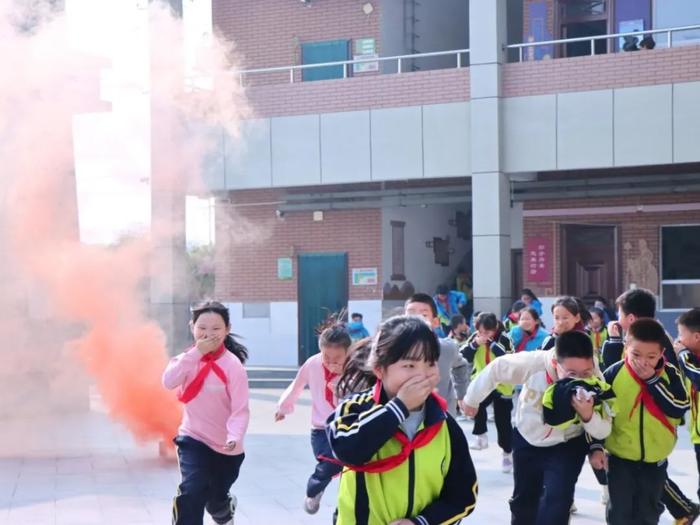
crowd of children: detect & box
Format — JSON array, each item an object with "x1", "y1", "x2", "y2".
[{"x1": 161, "y1": 291, "x2": 700, "y2": 525}]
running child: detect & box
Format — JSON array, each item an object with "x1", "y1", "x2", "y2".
[
  {"x1": 462, "y1": 312, "x2": 514, "y2": 472},
  {"x1": 405, "y1": 293, "x2": 469, "y2": 417},
  {"x1": 601, "y1": 319, "x2": 689, "y2": 525},
  {"x1": 521, "y1": 288, "x2": 543, "y2": 316},
  {"x1": 601, "y1": 288, "x2": 698, "y2": 523},
  {"x1": 463, "y1": 331, "x2": 611, "y2": 525},
  {"x1": 327, "y1": 315, "x2": 478, "y2": 525},
  {"x1": 463, "y1": 330, "x2": 612, "y2": 525},
  {"x1": 275, "y1": 323, "x2": 352, "y2": 514},
  {"x1": 588, "y1": 307, "x2": 609, "y2": 360},
  {"x1": 162, "y1": 301, "x2": 250, "y2": 525},
  {"x1": 509, "y1": 307, "x2": 548, "y2": 352},
  {"x1": 674, "y1": 308, "x2": 700, "y2": 513},
  {"x1": 540, "y1": 296, "x2": 589, "y2": 351}
]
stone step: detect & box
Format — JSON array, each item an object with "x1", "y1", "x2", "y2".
[{"x1": 246, "y1": 366, "x2": 298, "y2": 389}]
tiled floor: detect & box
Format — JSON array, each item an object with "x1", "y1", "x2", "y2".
[{"x1": 0, "y1": 388, "x2": 695, "y2": 524}]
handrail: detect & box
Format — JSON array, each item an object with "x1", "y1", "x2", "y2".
[
  {"x1": 235, "y1": 48, "x2": 470, "y2": 85},
  {"x1": 507, "y1": 23, "x2": 700, "y2": 62}
]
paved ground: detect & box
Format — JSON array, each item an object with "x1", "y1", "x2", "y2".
[{"x1": 0, "y1": 387, "x2": 697, "y2": 524}]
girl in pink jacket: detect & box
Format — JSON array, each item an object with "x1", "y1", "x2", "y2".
[
  {"x1": 275, "y1": 324, "x2": 353, "y2": 515},
  {"x1": 163, "y1": 301, "x2": 250, "y2": 525}
]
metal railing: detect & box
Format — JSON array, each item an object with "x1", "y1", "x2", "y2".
[
  {"x1": 507, "y1": 24, "x2": 700, "y2": 62},
  {"x1": 235, "y1": 48, "x2": 470, "y2": 86}
]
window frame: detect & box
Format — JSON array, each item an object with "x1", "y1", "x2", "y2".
[{"x1": 659, "y1": 223, "x2": 700, "y2": 311}]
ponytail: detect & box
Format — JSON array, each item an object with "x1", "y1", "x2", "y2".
[
  {"x1": 223, "y1": 333, "x2": 248, "y2": 364},
  {"x1": 336, "y1": 337, "x2": 375, "y2": 399}
]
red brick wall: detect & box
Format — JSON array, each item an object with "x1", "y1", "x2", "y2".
[
  {"x1": 245, "y1": 67, "x2": 470, "y2": 118},
  {"x1": 522, "y1": 192, "x2": 700, "y2": 297},
  {"x1": 503, "y1": 45, "x2": 700, "y2": 97},
  {"x1": 212, "y1": 0, "x2": 381, "y2": 71},
  {"x1": 215, "y1": 189, "x2": 382, "y2": 302}
]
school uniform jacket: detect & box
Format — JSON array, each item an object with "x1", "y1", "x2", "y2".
[
  {"x1": 677, "y1": 349, "x2": 700, "y2": 445},
  {"x1": 462, "y1": 331, "x2": 513, "y2": 396},
  {"x1": 464, "y1": 350, "x2": 611, "y2": 448},
  {"x1": 603, "y1": 358, "x2": 688, "y2": 463},
  {"x1": 326, "y1": 383, "x2": 477, "y2": 525}
]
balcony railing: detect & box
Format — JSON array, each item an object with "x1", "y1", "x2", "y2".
[
  {"x1": 235, "y1": 48, "x2": 470, "y2": 86},
  {"x1": 507, "y1": 24, "x2": 700, "y2": 62}
]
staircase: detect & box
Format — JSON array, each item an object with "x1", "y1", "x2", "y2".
[{"x1": 246, "y1": 366, "x2": 298, "y2": 389}]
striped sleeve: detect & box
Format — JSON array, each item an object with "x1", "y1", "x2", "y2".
[
  {"x1": 678, "y1": 349, "x2": 700, "y2": 388},
  {"x1": 326, "y1": 392, "x2": 408, "y2": 466},
  {"x1": 646, "y1": 364, "x2": 690, "y2": 418}
]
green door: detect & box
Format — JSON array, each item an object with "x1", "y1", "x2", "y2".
[{"x1": 297, "y1": 252, "x2": 348, "y2": 364}]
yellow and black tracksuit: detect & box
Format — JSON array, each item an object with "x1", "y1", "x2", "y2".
[
  {"x1": 603, "y1": 358, "x2": 690, "y2": 525},
  {"x1": 326, "y1": 383, "x2": 478, "y2": 525},
  {"x1": 589, "y1": 326, "x2": 608, "y2": 357},
  {"x1": 462, "y1": 332, "x2": 513, "y2": 452},
  {"x1": 678, "y1": 348, "x2": 700, "y2": 503},
  {"x1": 601, "y1": 332, "x2": 696, "y2": 521}
]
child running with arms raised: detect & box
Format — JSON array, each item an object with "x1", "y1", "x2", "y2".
[
  {"x1": 463, "y1": 330, "x2": 612, "y2": 525},
  {"x1": 162, "y1": 301, "x2": 250, "y2": 525},
  {"x1": 274, "y1": 323, "x2": 352, "y2": 514},
  {"x1": 327, "y1": 315, "x2": 478, "y2": 525}
]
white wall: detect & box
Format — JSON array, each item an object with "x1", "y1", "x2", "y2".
[
  {"x1": 382, "y1": 203, "x2": 471, "y2": 298},
  {"x1": 227, "y1": 301, "x2": 298, "y2": 367},
  {"x1": 227, "y1": 299, "x2": 383, "y2": 367},
  {"x1": 347, "y1": 300, "x2": 383, "y2": 336}
]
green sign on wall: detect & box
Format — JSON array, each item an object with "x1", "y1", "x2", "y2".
[{"x1": 277, "y1": 257, "x2": 293, "y2": 280}]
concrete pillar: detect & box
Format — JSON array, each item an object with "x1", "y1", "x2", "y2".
[
  {"x1": 469, "y1": 0, "x2": 512, "y2": 316},
  {"x1": 149, "y1": 0, "x2": 191, "y2": 355}
]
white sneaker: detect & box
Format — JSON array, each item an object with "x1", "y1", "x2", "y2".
[
  {"x1": 470, "y1": 434, "x2": 488, "y2": 450},
  {"x1": 304, "y1": 491, "x2": 324, "y2": 514},
  {"x1": 502, "y1": 452, "x2": 513, "y2": 473},
  {"x1": 220, "y1": 494, "x2": 237, "y2": 525},
  {"x1": 601, "y1": 485, "x2": 609, "y2": 506}
]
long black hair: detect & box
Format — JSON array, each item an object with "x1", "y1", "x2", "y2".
[
  {"x1": 336, "y1": 315, "x2": 440, "y2": 398},
  {"x1": 191, "y1": 301, "x2": 248, "y2": 363}
]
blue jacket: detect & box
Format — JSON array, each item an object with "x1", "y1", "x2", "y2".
[
  {"x1": 530, "y1": 299, "x2": 543, "y2": 316},
  {"x1": 508, "y1": 325, "x2": 548, "y2": 352},
  {"x1": 347, "y1": 321, "x2": 370, "y2": 341},
  {"x1": 434, "y1": 291, "x2": 467, "y2": 328}
]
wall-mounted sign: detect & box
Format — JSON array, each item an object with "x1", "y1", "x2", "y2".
[
  {"x1": 353, "y1": 38, "x2": 378, "y2": 73},
  {"x1": 277, "y1": 257, "x2": 293, "y2": 280},
  {"x1": 352, "y1": 267, "x2": 378, "y2": 286},
  {"x1": 526, "y1": 237, "x2": 551, "y2": 282}
]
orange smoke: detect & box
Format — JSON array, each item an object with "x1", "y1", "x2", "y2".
[{"x1": 0, "y1": 0, "x2": 248, "y2": 446}]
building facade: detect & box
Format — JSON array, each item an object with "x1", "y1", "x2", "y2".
[{"x1": 198, "y1": 0, "x2": 700, "y2": 365}]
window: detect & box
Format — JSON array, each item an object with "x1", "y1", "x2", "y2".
[
  {"x1": 654, "y1": 0, "x2": 700, "y2": 46},
  {"x1": 242, "y1": 302, "x2": 271, "y2": 319},
  {"x1": 301, "y1": 40, "x2": 350, "y2": 81},
  {"x1": 660, "y1": 225, "x2": 700, "y2": 309}
]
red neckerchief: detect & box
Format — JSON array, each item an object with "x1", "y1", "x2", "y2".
[
  {"x1": 517, "y1": 329, "x2": 535, "y2": 352},
  {"x1": 624, "y1": 356, "x2": 676, "y2": 435},
  {"x1": 178, "y1": 345, "x2": 227, "y2": 404},
  {"x1": 322, "y1": 364, "x2": 338, "y2": 408},
  {"x1": 324, "y1": 382, "x2": 446, "y2": 474},
  {"x1": 594, "y1": 330, "x2": 601, "y2": 350}
]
